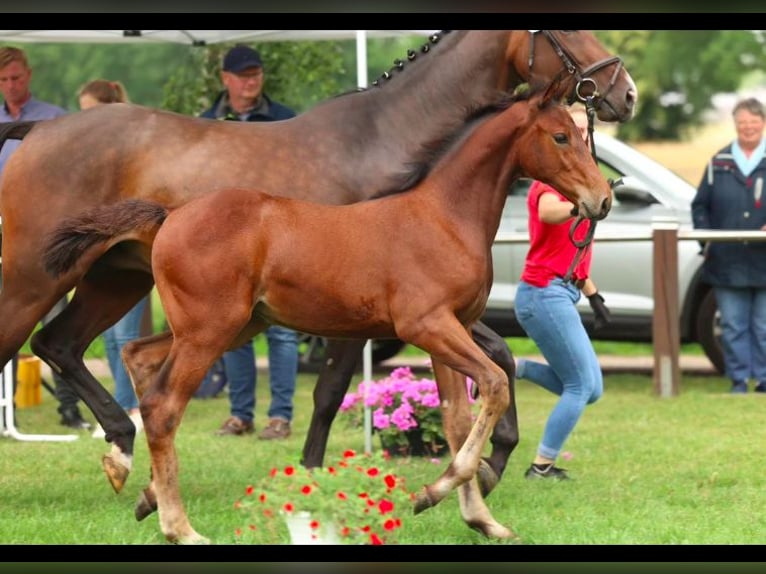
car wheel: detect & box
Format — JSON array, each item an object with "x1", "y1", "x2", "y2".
[
  {"x1": 296, "y1": 334, "x2": 406, "y2": 372},
  {"x1": 696, "y1": 289, "x2": 725, "y2": 375}
]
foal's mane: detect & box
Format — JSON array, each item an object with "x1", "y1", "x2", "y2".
[{"x1": 375, "y1": 83, "x2": 552, "y2": 198}]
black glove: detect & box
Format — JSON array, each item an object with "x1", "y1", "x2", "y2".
[{"x1": 587, "y1": 292, "x2": 611, "y2": 331}]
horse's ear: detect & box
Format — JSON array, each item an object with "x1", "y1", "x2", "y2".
[{"x1": 539, "y1": 70, "x2": 575, "y2": 109}]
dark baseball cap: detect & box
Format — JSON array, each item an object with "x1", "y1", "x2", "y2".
[{"x1": 223, "y1": 45, "x2": 263, "y2": 73}]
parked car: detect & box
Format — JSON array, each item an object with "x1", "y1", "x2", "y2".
[{"x1": 297, "y1": 131, "x2": 724, "y2": 374}]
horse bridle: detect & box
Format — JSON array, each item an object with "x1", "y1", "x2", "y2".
[
  {"x1": 528, "y1": 30, "x2": 626, "y2": 284},
  {"x1": 528, "y1": 30, "x2": 624, "y2": 108}
]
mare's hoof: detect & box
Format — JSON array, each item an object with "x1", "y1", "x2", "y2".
[
  {"x1": 135, "y1": 487, "x2": 158, "y2": 521},
  {"x1": 102, "y1": 453, "x2": 129, "y2": 494},
  {"x1": 477, "y1": 458, "x2": 500, "y2": 498},
  {"x1": 413, "y1": 487, "x2": 436, "y2": 515}
]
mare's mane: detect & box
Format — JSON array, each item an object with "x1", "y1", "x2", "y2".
[
  {"x1": 332, "y1": 30, "x2": 454, "y2": 99},
  {"x1": 372, "y1": 82, "x2": 554, "y2": 199}
]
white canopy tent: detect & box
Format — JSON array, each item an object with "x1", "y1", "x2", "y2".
[{"x1": 1, "y1": 29, "x2": 437, "y2": 444}]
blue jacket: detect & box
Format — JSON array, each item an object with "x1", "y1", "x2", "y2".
[
  {"x1": 199, "y1": 91, "x2": 295, "y2": 122},
  {"x1": 691, "y1": 143, "x2": 766, "y2": 287}
]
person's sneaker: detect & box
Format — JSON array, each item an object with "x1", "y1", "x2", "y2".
[
  {"x1": 524, "y1": 462, "x2": 569, "y2": 480},
  {"x1": 731, "y1": 381, "x2": 748, "y2": 394},
  {"x1": 258, "y1": 417, "x2": 291, "y2": 440},
  {"x1": 59, "y1": 407, "x2": 92, "y2": 430},
  {"x1": 216, "y1": 416, "x2": 254, "y2": 436}
]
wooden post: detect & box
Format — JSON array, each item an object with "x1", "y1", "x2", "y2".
[{"x1": 652, "y1": 218, "x2": 681, "y2": 397}]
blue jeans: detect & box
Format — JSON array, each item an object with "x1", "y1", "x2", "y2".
[
  {"x1": 103, "y1": 297, "x2": 148, "y2": 411},
  {"x1": 713, "y1": 286, "x2": 766, "y2": 384},
  {"x1": 224, "y1": 326, "x2": 298, "y2": 423},
  {"x1": 515, "y1": 279, "x2": 603, "y2": 460}
]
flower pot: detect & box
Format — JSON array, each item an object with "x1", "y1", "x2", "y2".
[{"x1": 283, "y1": 511, "x2": 340, "y2": 545}]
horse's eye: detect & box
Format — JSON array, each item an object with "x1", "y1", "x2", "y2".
[{"x1": 554, "y1": 133, "x2": 568, "y2": 145}]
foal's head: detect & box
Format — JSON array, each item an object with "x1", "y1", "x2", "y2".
[{"x1": 513, "y1": 81, "x2": 613, "y2": 220}]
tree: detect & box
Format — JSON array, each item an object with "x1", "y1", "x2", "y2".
[{"x1": 595, "y1": 30, "x2": 766, "y2": 141}]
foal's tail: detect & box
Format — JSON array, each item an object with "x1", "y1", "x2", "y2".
[
  {"x1": 0, "y1": 120, "x2": 38, "y2": 144},
  {"x1": 44, "y1": 199, "x2": 168, "y2": 277}
]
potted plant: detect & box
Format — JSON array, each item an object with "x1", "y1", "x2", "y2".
[
  {"x1": 234, "y1": 449, "x2": 413, "y2": 545},
  {"x1": 339, "y1": 366, "x2": 474, "y2": 458}
]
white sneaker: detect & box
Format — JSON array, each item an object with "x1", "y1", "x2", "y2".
[{"x1": 92, "y1": 424, "x2": 106, "y2": 439}]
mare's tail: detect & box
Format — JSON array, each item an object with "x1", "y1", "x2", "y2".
[
  {"x1": 44, "y1": 199, "x2": 168, "y2": 277},
  {"x1": 0, "y1": 120, "x2": 37, "y2": 144}
]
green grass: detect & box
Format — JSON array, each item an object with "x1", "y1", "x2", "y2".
[{"x1": 2, "y1": 367, "x2": 762, "y2": 545}]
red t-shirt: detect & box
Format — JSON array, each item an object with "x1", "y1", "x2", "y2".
[{"x1": 520, "y1": 181, "x2": 593, "y2": 288}]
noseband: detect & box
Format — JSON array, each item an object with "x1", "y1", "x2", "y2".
[{"x1": 527, "y1": 30, "x2": 624, "y2": 108}]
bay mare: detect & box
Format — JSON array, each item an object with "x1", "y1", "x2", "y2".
[
  {"x1": 44, "y1": 83, "x2": 613, "y2": 544},
  {"x1": 0, "y1": 31, "x2": 636, "y2": 496}
]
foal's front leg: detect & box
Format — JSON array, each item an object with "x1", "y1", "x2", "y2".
[{"x1": 402, "y1": 315, "x2": 513, "y2": 539}]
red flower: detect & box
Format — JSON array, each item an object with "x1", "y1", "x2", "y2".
[
  {"x1": 370, "y1": 532, "x2": 383, "y2": 545},
  {"x1": 283, "y1": 502, "x2": 294, "y2": 513},
  {"x1": 284, "y1": 466, "x2": 295, "y2": 476},
  {"x1": 245, "y1": 485, "x2": 254, "y2": 496},
  {"x1": 340, "y1": 526, "x2": 351, "y2": 537},
  {"x1": 310, "y1": 520, "x2": 320, "y2": 530},
  {"x1": 328, "y1": 466, "x2": 337, "y2": 474},
  {"x1": 366, "y1": 467, "x2": 380, "y2": 477},
  {"x1": 235, "y1": 528, "x2": 242, "y2": 537},
  {"x1": 248, "y1": 524, "x2": 257, "y2": 531},
  {"x1": 269, "y1": 467, "x2": 278, "y2": 478},
  {"x1": 301, "y1": 484, "x2": 313, "y2": 495},
  {"x1": 343, "y1": 449, "x2": 356, "y2": 458},
  {"x1": 336, "y1": 491, "x2": 348, "y2": 500},
  {"x1": 259, "y1": 493, "x2": 266, "y2": 503},
  {"x1": 233, "y1": 501, "x2": 241, "y2": 509},
  {"x1": 384, "y1": 474, "x2": 396, "y2": 489},
  {"x1": 378, "y1": 499, "x2": 394, "y2": 514},
  {"x1": 383, "y1": 519, "x2": 397, "y2": 531}
]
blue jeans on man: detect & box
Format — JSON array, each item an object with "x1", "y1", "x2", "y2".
[
  {"x1": 103, "y1": 297, "x2": 149, "y2": 412},
  {"x1": 515, "y1": 279, "x2": 603, "y2": 461},
  {"x1": 217, "y1": 325, "x2": 298, "y2": 439},
  {"x1": 714, "y1": 286, "x2": 766, "y2": 393}
]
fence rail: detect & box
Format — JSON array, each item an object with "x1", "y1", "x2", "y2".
[{"x1": 495, "y1": 219, "x2": 766, "y2": 397}]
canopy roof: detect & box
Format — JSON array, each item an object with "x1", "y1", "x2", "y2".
[{"x1": 0, "y1": 30, "x2": 436, "y2": 45}]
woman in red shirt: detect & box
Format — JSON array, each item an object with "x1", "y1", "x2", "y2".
[{"x1": 514, "y1": 105, "x2": 610, "y2": 480}]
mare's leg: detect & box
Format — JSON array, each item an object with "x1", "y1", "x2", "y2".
[
  {"x1": 470, "y1": 321, "x2": 519, "y2": 497},
  {"x1": 401, "y1": 314, "x2": 512, "y2": 539},
  {"x1": 300, "y1": 338, "x2": 364, "y2": 468},
  {"x1": 431, "y1": 360, "x2": 516, "y2": 540},
  {"x1": 30, "y1": 269, "x2": 153, "y2": 492}
]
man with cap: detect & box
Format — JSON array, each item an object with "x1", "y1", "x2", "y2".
[{"x1": 199, "y1": 44, "x2": 299, "y2": 441}]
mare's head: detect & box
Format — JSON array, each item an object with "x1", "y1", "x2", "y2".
[
  {"x1": 511, "y1": 79, "x2": 612, "y2": 221},
  {"x1": 504, "y1": 30, "x2": 637, "y2": 123}
]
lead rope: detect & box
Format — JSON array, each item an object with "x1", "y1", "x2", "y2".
[{"x1": 562, "y1": 96, "x2": 600, "y2": 284}]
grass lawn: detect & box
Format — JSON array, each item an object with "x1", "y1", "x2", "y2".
[{"x1": 1, "y1": 364, "x2": 762, "y2": 551}]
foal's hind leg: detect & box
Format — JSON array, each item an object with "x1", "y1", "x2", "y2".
[
  {"x1": 301, "y1": 338, "x2": 364, "y2": 468},
  {"x1": 122, "y1": 331, "x2": 174, "y2": 521},
  {"x1": 470, "y1": 321, "x2": 519, "y2": 497}
]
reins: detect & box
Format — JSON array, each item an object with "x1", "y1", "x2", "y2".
[{"x1": 562, "y1": 95, "x2": 600, "y2": 284}]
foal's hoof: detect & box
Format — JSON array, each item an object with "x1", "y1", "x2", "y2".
[
  {"x1": 413, "y1": 486, "x2": 436, "y2": 515},
  {"x1": 477, "y1": 458, "x2": 500, "y2": 498},
  {"x1": 135, "y1": 487, "x2": 158, "y2": 522},
  {"x1": 169, "y1": 532, "x2": 211, "y2": 545},
  {"x1": 102, "y1": 453, "x2": 130, "y2": 494}
]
